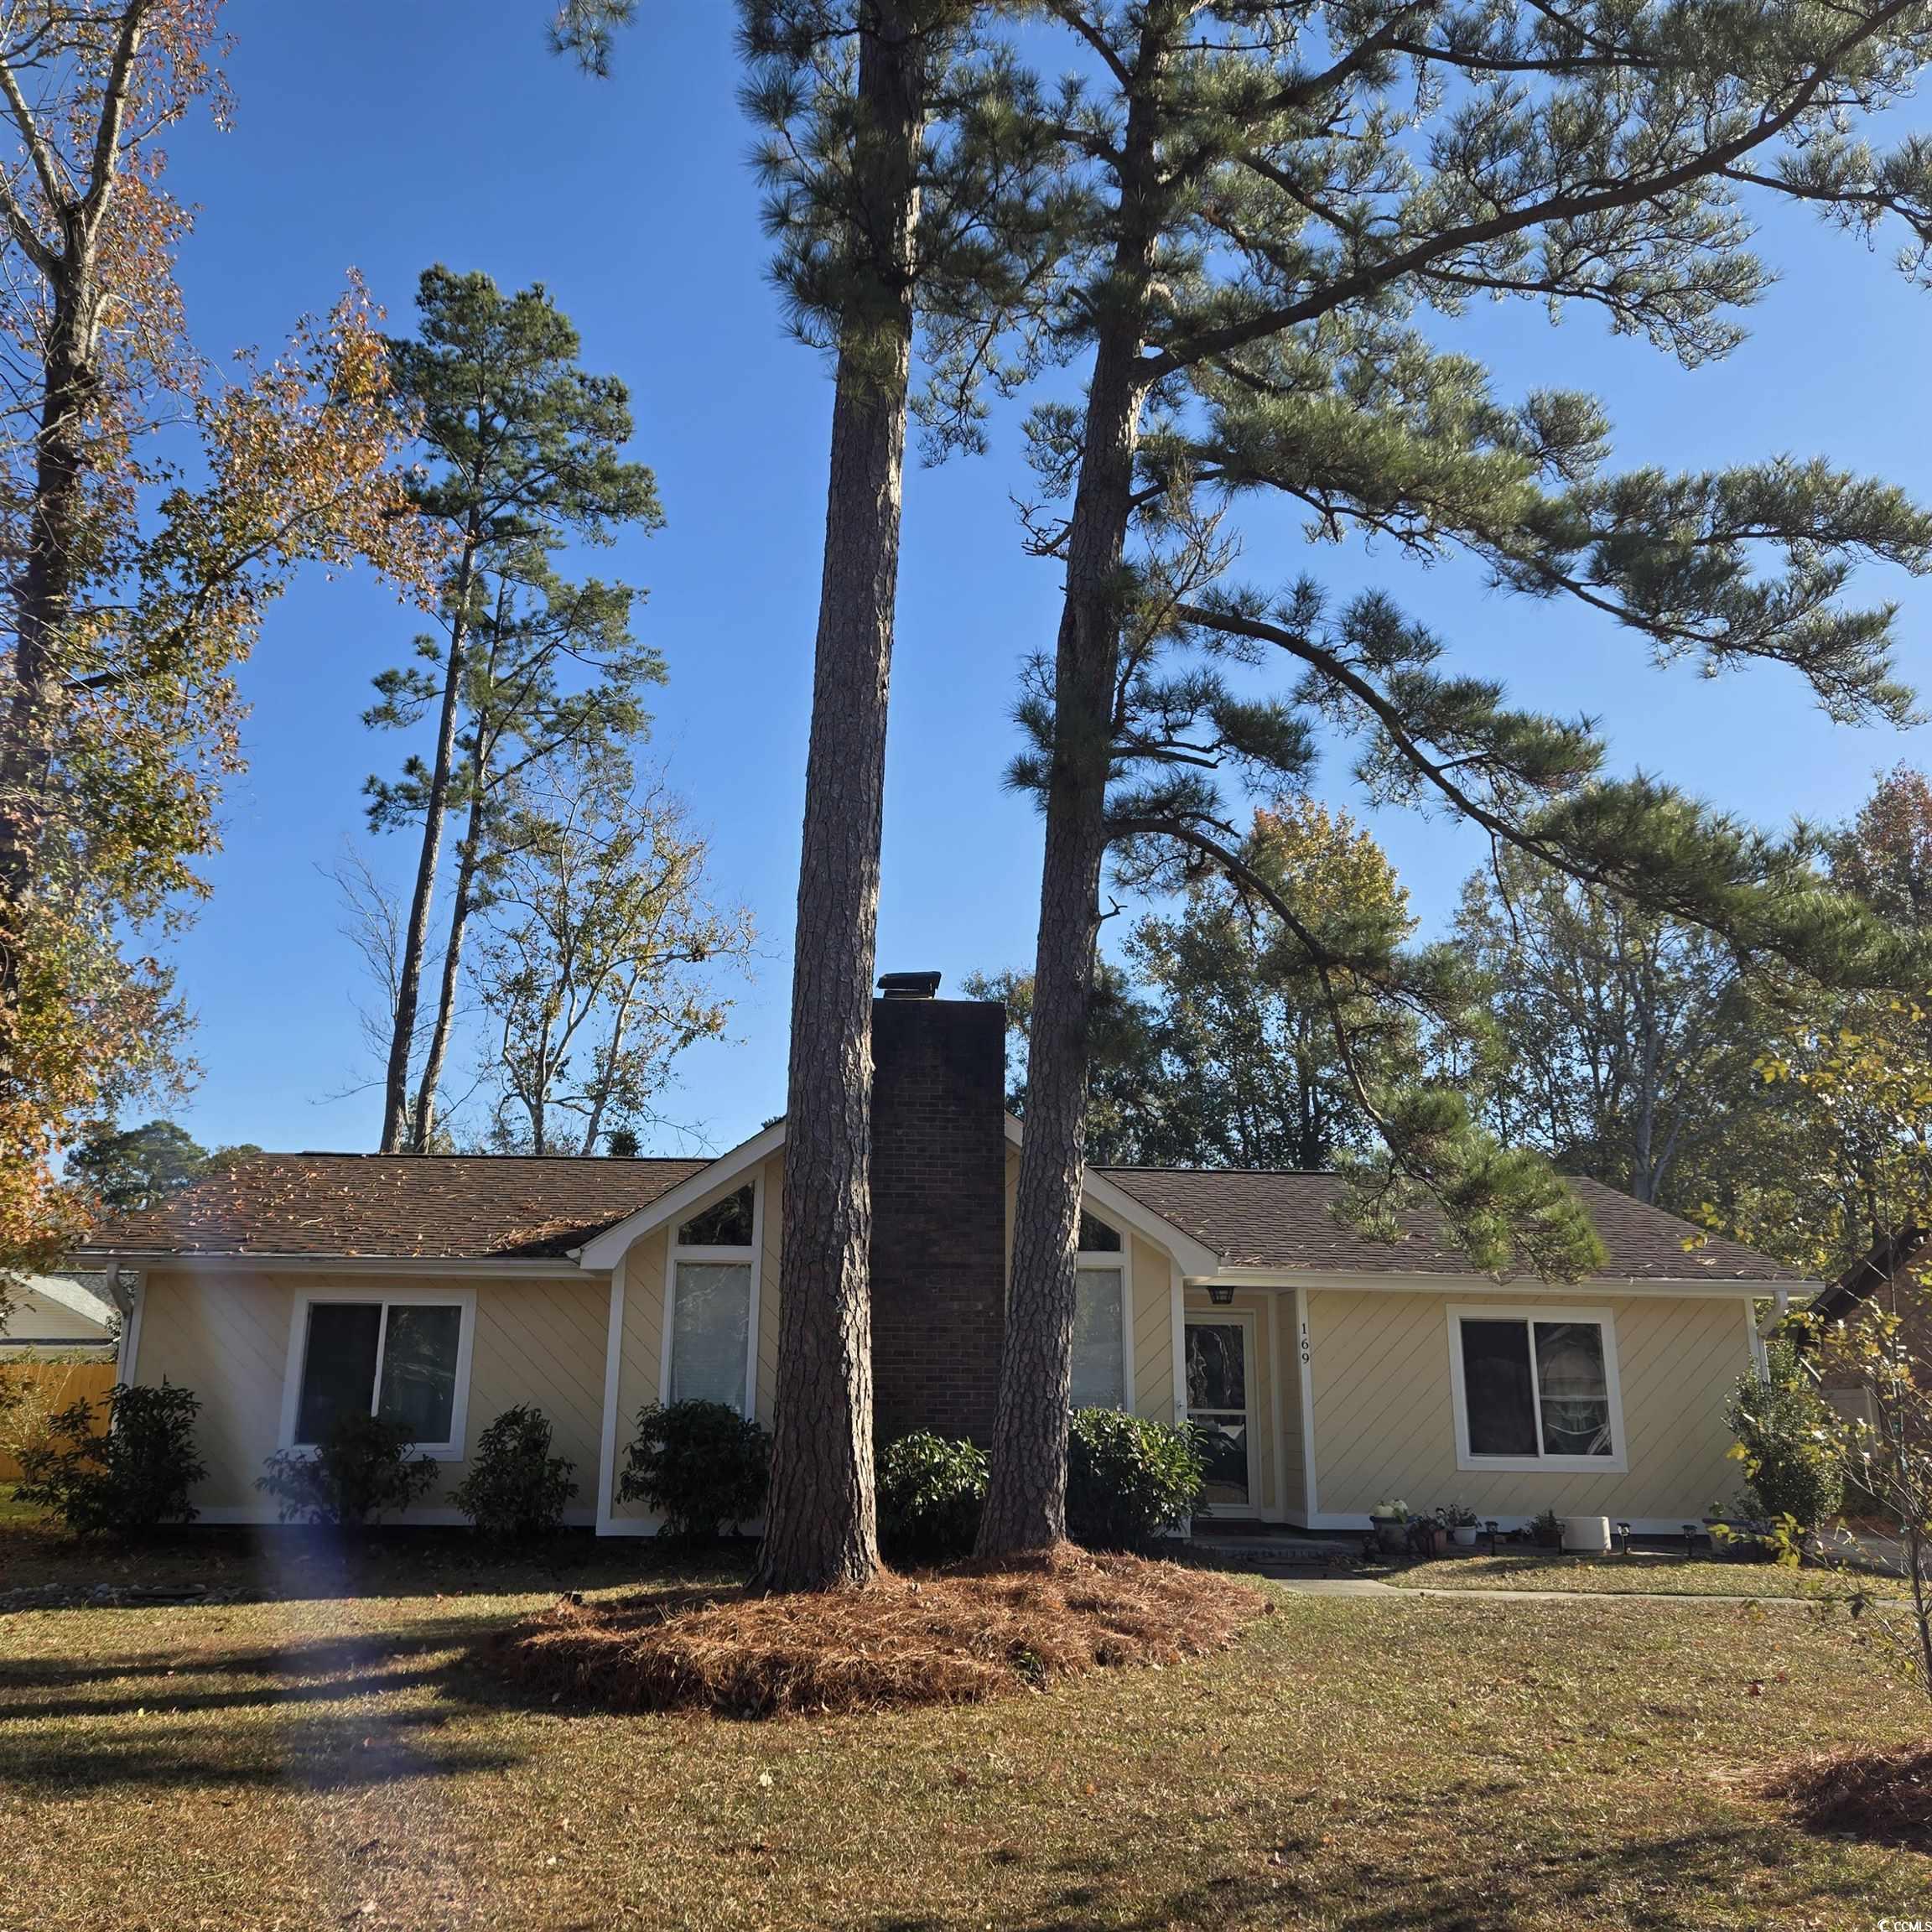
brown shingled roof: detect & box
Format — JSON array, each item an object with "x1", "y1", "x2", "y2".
[
  {"x1": 1096, "y1": 1168, "x2": 1809, "y2": 1283},
  {"x1": 75, "y1": 1152, "x2": 711, "y2": 1261},
  {"x1": 75, "y1": 1142, "x2": 1808, "y2": 1284}
]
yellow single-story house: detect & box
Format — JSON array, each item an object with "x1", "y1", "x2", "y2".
[{"x1": 74, "y1": 989, "x2": 1808, "y2": 1536}]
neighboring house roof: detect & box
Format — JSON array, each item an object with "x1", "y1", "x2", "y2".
[
  {"x1": 1, "y1": 1270, "x2": 117, "y2": 1343},
  {"x1": 1095, "y1": 1168, "x2": 1809, "y2": 1283},
  {"x1": 1807, "y1": 1224, "x2": 1931, "y2": 1327},
  {"x1": 74, "y1": 1153, "x2": 713, "y2": 1261}
]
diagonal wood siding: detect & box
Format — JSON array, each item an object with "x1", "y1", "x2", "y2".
[
  {"x1": 133, "y1": 1267, "x2": 607, "y2": 1520},
  {"x1": 1130, "y1": 1236, "x2": 1172, "y2": 1421},
  {"x1": 1308, "y1": 1289, "x2": 1753, "y2": 1522}
]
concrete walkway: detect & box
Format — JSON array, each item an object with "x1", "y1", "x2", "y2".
[{"x1": 1270, "y1": 1576, "x2": 1836, "y2": 1607}]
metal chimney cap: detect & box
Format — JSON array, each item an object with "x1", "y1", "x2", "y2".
[{"x1": 877, "y1": 970, "x2": 942, "y2": 1000}]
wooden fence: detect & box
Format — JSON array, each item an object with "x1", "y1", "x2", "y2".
[{"x1": 0, "y1": 1360, "x2": 116, "y2": 1481}]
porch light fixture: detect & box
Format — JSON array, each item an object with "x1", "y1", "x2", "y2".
[{"x1": 1207, "y1": 1283, "x2": 1235, "y2": 1306}]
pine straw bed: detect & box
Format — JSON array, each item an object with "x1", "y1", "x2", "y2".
[
  {"x1": 1763, "y1": 1742, "x2": 1932, "y2": 1850},
  {"x1": 484, "y1": 1547, "x2": 1266, "y2": 1719}
]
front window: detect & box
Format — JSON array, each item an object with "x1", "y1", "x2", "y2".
[
  {"x1": 1452, "y1": 1311, "x2": 1620, "y2": 1468},
  {"x1": 668, "y1": 1183, "x2": 756, "y2": 1413},
  {"x1": 1070, "y1": 1209, "x2": 1126, "y2": 1410},
  {"x1": 1071, "y1": 1267, "x2": 1124, "y2": 1409},
  {"x1": 291, "y1": 1296, "x2": 467, "y2": 1452}
]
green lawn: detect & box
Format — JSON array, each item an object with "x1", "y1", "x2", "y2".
[
  {"x1": 1389, "y1": 1550, "x2": 1908, "y2": 1600},
  {"x1": 1, "y1": 1528, "x2": 1926, "y2": 1930}
]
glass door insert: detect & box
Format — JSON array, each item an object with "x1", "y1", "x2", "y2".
[{"x1": 1185, "y1": 1318, "x2": 1251, "y2": 1512}]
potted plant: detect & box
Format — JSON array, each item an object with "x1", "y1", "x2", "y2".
[
  {"x1": 1518, "y1": 1507, "x2": 1564, "y2": 1550},
  {"x1": 1368, "y1": 1498, "x2": 1410, "y2": 1555},
  {"x1": 1408, "y1": 1511, "x2": 1446, "y2": 1558},
  {"x1": 1441, "y1": 1502, "x2": 1480, "y2": 1548}
]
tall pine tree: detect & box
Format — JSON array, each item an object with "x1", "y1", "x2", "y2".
[
  {"x1": 369, "y1": 267, "x2": 661, "y2": 1153},
  {"x1": 563, "y1": 0, "x2": 1071, "y2": 1587},
  {"x1": 978, "y1": 0, "x2": 1932, "y2": 1556}
]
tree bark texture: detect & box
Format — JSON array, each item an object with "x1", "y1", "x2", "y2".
[
  {"x1": 0, "y1": 5, "x2": 146, "y2": 1000},
  {"x1": 752, "y1": 3, "x2": 924, "y2": 1595},
  {"x1": 0, "y1": 300, "x2": 92, "y2": 986},
  {"x1": 380, "y1": 538, "x2": 477, "y2": 1152},
  {"x1": 412, "y1": 750, "x2": 486, "y2": 1150},
  {"x1": 976, "y1": 27, "x2": 1170, "y2": 1558}
]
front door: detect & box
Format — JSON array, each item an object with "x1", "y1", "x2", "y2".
[{"x1": 1185, "y1": 1318, "x2": 1252, "y2": 1513}]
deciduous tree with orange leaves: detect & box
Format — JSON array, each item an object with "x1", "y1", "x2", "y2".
[{"x1": 0, "y1": 1, "x2": 438, "y2": 1283}]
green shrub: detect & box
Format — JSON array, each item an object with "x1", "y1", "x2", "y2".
[
  {"x1": 878, "y1": 1431, "x2": 988, "y2": 1561},
  {"x1": 618, "y1": 1399, "x2": 768, "y2": 1541},
  {"x1": 257, "y1": 1410, "x2": 437, "y2": 1528},
  {"x1": 15, "y1": 1380, "x2": 206, "y2": 1536},
  {"x1": 450, "y1": 1404, "x2": 579, "y2": 1540},
  {"x1": 1727, "y1": 1339, "x2": 1844, "y2": 1533},
  {"x1": 1065, "y1": 1408, "x2": 1204, "y2": 1550}
]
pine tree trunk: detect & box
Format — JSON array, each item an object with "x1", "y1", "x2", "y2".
[
  {"x1": 751, "y1": 2, "x2": 924, "y2": 1596},
  {"x1": 976, "y1": 35, "x2": 1169, "y2": 1560},
  {"x1": 380, "y1": 538, "x2": 478, "y2": 1152},
  {"x1": 411, "y1": 760, "x2": 486, "y2": 1151}
]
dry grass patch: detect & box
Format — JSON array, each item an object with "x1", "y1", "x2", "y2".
[
  {"x1": 489, "y1": 1545, "x2": 1264, "y2": 1717},
  {"x1": 1766, "y1": 1743, "x2": 1932, "y2": 1850},
  {"x1": 1392, "y1": 1551, "x2": 1905, "y2": 1599}
]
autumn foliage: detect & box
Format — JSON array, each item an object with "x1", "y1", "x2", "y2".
[{"x1": 0, "y1": 3, "x2": 438, "y2": 1272}]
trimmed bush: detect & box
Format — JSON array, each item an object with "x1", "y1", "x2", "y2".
[
  {"x1": 1727, "y1": 1339, "x2": 1845, "y2": 1533},
  {"x1": 15, "y1": 1380, "x2": 206, "y2": 1535},
  {"x1": 878, "y1": 1431, "x2": 988, "y2": 1561},
  {"x1": 257, "y1": 1410, "x2": 437, "y2": 1528},
  {"x1": 451, "y1": 1404, "x2": 579, "y2": 1541},
  {"x1": 1066, "y1": 1408, "x2": 1205, "y2": 1550},
  {"x1": 619, "y1": 1399, "x2": 768, "y2": 1541}
]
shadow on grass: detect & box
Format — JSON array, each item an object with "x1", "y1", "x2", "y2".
[
  {"x1": 0, "y1": 1606, "x2": 584, "y2": 1794},
  {"x1": 0, "y1": 1519, "x2": 754, "y2": 1606},
  {"x1": 869, "y1": 1820, "x2": 1885, "y2": 1932}
]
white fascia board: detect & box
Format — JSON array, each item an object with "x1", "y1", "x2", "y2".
[
  {"x1": 574, "y1": 1120, "x2": 787, "y2": 1271},
  {"x1": 1000, "y1": 1115, "x2": 1224, "y2": 1280},
  {"x1": 75, "y1": 1253, "x2": 600, "y2": 1279},
  {"x1": 1208, "y1": 1268, "x2": 1806, "y2": 1301}
]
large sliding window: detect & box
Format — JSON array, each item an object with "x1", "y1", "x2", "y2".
[
  {"x1": 666, "y1": 1183, "x2": 757, "y2": 1414},
  {"x1": 1069, "y1": 1210, "x2": 1130, "y2": 1411},
  {"x1": 1448, "y1": 1307, "x2": 1624, "y2": 1472},
  {"x1": 283, "y1": 1292, "x2": 473, "y2": 1457}
]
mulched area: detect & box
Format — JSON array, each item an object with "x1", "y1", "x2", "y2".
[
  {"x1": 1764, "y1": 1742, "x2": 1932, "y2": 1849},
  {"x1": 486, "y1": 1545, "x2": 1265, "y2": 1719}
]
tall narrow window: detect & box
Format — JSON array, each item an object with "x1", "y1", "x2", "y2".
[
  {"x1": 667, "y1": 1182, "x2": 757, "y2": 1414},
  {"x1": 1070, "y1": 1209, "x2": 1127, "y2": 1410},
  {"x1": 1071, "y1": 1267, "x2": 1124, "y2": 1410}
]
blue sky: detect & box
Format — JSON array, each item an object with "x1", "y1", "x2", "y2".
[{"x1": 156, "y1": 0, "x2": 1932, "y2": 1160}]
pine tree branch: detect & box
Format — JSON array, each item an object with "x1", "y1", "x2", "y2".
[{"x1": 1145, "y1": 0, "x2": 1921, "y2": 380}]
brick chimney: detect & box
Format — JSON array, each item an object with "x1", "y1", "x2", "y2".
[{"x1": 868, "y1": 974, "x2": 1006, "y2": 1442}]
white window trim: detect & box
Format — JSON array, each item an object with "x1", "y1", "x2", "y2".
[
  {"x1": 1446, "y1": 1303, "x2": 1627, "y2": 1475},
  {"x1": 1182, "y1": 1304, "x2": 1261, "y2": 1516},
  {"x1": 278, "y1": 1285, "x2": 477, "y2": 1461},
  {"x1": 660, "y1": 1176, "x2": 762, "y2": 1418},
  {"x1": 1073, "y1": 1218, "x2": 1134, "y2": 1412}
]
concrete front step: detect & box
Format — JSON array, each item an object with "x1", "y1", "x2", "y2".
[{"x1": 1183, "y1": 1532, "x2": 1362, "y2": 1573}]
